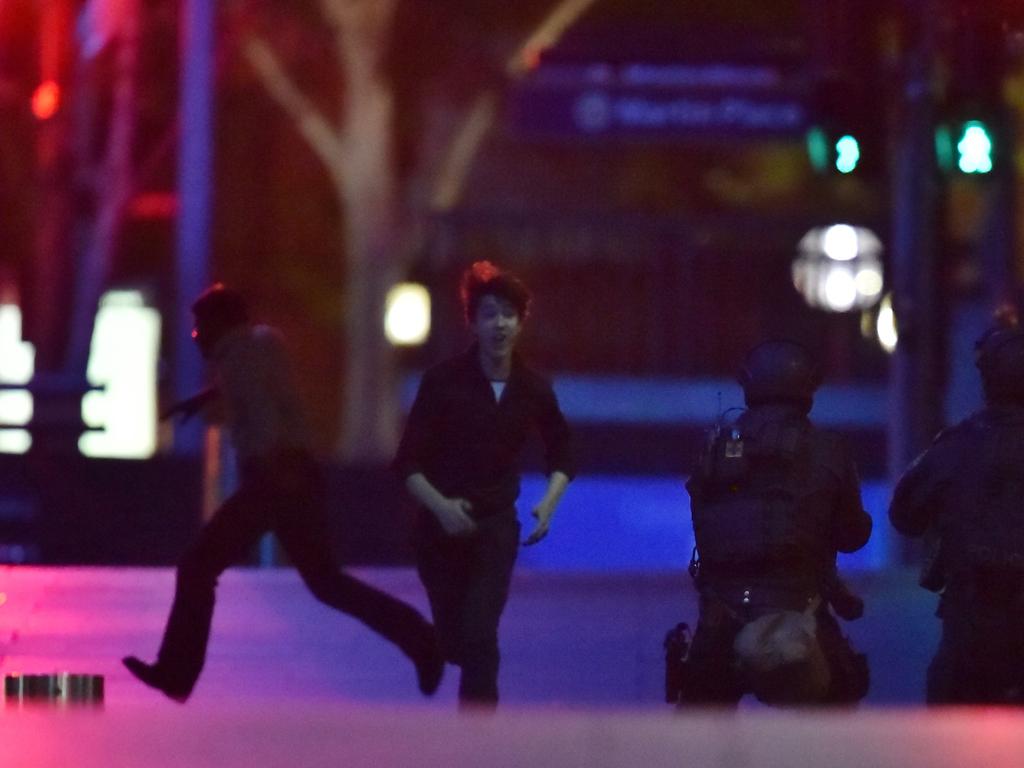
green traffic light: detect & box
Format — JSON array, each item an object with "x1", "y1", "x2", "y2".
[
  {"x1": 956, "y1": 120, "x2": 993, "y2": 174},
  {"x1": 806, "y1": 127, "x2": 829, "y2": 173},
  {"x1": 835, "y1": 134, "x2": 860, "y2": 173},
  {"x1": 806, "y1": 129, "x2": 862, "y2": 174}
]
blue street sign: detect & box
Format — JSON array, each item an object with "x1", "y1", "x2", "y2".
[{"x1": 508, "y1": 63, "x2": 809, "y2": 140}]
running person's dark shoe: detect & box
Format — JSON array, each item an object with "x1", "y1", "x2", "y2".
[
  {"x1": 122, "y1": 656, "x2": 191, "y2": 703},
  {"x1": 413, "y1": 629, "x2": 444, "y2": 696}
]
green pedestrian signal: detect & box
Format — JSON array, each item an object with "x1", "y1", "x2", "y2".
[
  {"x1": 834, "y1": 134, "x2": 861, "y2": 174},
  {"x1": 806, "y1": 128, "x2": 864, "y2": 174},
  {"x1": 956, "y1": 120, "x2": 993, "y2": 174}
]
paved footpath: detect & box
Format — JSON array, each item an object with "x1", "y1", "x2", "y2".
[{"x1": 2, "y1": 566, "x2": 1018, "y2": 768}]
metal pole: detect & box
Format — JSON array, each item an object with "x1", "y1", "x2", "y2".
[
  {"x1": 982, "y1": 118, "x2": 1017, "y2": 313},
  {"x1": 173, "y1": 0, "x2": 214, "y2": 455},
  {"x1": 888, "y1": 0, "x2": 944, "y2": 483}
]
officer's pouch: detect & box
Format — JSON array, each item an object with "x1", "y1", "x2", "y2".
[
  {"x1": 919, "y1": 527, "x2": 946, "y2": 593},
  {"x1": 662, "y1": 622, "x2": 692, "y2": 704},
  {"x1": 733, "y1": 598, "x2": 830, "y2": 705},
  {"x1": 826, "y1": 641, "x2": 869, "y2": 704}
]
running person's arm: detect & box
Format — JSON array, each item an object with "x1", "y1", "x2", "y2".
[
  {"x1": 395, "y1": 368, "x2": 476, "y2": 537},
  {"x1": 405, "y1": 473, "x2": 477, "y2": 537},
  {"x1": 160, "y1": 387, "x2": 220, "y2": 423},
  {"x1": 523, "y1": 377, "x2": 575, "y2": 546},
  {"x1": 523, "y1": 470, "x2": 569, "y2": 546}
]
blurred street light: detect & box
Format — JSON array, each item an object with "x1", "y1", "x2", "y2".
[
  {"x1": 30, "y1": 80, "x2": 60, "y2": 120},
  {"x1": 792, "y1": 224, "x2": 884, "y2": 312},
  {"x1": 384, "y1": 283, "x2": 431, "y2": 346},
  {"x1": 876, "y1": 293, "x2": 898, "y2": 353}
]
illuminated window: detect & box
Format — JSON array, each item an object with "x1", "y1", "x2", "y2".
[
  {"x1": 79, "y1": 290, "x2": 161, "y2": 459},
  {"x1": 0, "y1": 305, "x2": 35, "y2": 454}
]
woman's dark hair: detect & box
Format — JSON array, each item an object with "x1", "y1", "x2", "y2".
[{"x1": 459, "y1": 261, "x2": 531, "y2": 324}]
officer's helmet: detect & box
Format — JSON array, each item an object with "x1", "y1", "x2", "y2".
[
  {"x1": 975, "y1": 327, "x2": 1024, "y2": 403},
  {"x1": 738, "y1": 340, "x2": 822, "y2": 409}
]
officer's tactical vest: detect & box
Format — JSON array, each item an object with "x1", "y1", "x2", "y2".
[
  {"x1": 688, "y1": 415, "x2": 818, "y2": 573},
  {"x1": 944, "y1": 415, "x2": 1024, "y2": 573}
]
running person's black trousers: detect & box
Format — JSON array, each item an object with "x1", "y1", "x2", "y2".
[
  {"x1": 154, "y1": 452, "x2": 433, "y2": 696},
  {"x1": 415, "y1": 511, "x2": 520, "y2": 706}
]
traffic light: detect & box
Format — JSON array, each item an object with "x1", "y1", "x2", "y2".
[
  {"x1": 806, "y1": 127, "x2": 863, "y2": 175},
  {"x1": 807, "y1": 75, "x2": 877, "y2": 176},
  {"x1": 834, "y1": 134, "x2": 861, "y2": 174},
  {"x1": 936, "y1": 119, "x2": 996, "y2": 174},
  {"x1": 955, "y1": 119, "x2": 993, "y2": 174},
  {"x1": 942, "y1": 4, "x2": 1005, "y2": 175}
]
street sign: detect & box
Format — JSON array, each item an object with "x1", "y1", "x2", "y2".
[{"x1": 508, "y1": 63, "x2": 809, "y2": 140}]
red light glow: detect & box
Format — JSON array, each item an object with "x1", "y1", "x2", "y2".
[
  {"x1": 31, "y1": 80, "x2": 61, "y2": 120},
  {"x1": 129, "y1": 192, "x2": 180, "y2": 220},
  {"x1": 522, "y1": 46, "x2": 543, "y2": 72}
]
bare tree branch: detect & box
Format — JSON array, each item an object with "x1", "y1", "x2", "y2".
[
  {"x1": 429, "y1": 0, "x2": 599, "y2": 211},
  {"x1": 430, "y1": 92, "x2": 497, "y2": 211},
  {"x1": 242, "y1": 35, "x2": 344, "y2": 172},
  {"x1": 506, "y1": 0, "x2": 600, "y2": 77},
  {"x1": 320, "y1": 0, "x2": 397, "y2": 146}
]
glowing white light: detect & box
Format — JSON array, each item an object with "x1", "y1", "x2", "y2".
[
  {"x1": 79, "y1": 290, "x2": 161, "y2": 459},
  {"x1": 0, "y1": 391, "x2": 32, "y2": 424},
  {"x1": 794, "y1": 225, "x2": 885, "y2": 313},
  {"x1": 0, "y1": 304, "x2": 34, "y2": 454},
  {"x1": 384, "y1": 283, "x2": 431, "y2": 347},
  {"x1": 823, "y1": 268, "x2": 858, "y2": 312},
  {"x1": 877, "y1": 294, "x2": 898, "y2": 353},
  {"x1": 822, "y1": 224, "x2": 860, "y2": 262},
  {"x1": 854, "y1": 267, "x2": 884, "y2": 298}
]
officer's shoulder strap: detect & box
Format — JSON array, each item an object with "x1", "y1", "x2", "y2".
[
  {"x1": 746, "y1": 416, "x2": 811, "y2": 460},
  {"x1": 929, "y1": 413, "x2": 987, "y2": 449}
]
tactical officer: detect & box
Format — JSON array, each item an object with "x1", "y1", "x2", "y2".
[
  {"x1": 677, "y1": 340, "x2": 872, "y2": 707},
  {"x1": 889, "y1": 326, "x2": 1024, "y2": 705}
]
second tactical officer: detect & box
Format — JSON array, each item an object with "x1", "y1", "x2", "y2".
[
  {"x1": 889, "y1": 326, "x2": 1024, "y2": 705},
  {"x1": 678, "y1": 340, "x2": 872, "y2": 707}
]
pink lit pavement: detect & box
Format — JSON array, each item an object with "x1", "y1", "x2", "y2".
[{"x1": 1, "y1": 566, "x2": 1022, "y2": 767}]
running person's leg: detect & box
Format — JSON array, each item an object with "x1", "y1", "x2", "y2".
[
  {"x1": 451, "y1": 514, "x2": 519, "y2": 707},
  {"x1": 124, "y1": 482, "x2": 270, "y2": 700},
  {"x1": 273, "y1": 458, "x2": 443, "y2": 695}
]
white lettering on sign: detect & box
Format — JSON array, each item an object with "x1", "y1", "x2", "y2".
[{"x1": 597, "y1": 95, "x2": 803, "y2": 132}]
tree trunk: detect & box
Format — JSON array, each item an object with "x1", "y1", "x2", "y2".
[
  {"x1": 327, "y1": 0, "x2": 402, "y2": 461},
  {"x1": 246, "y1": 0, "x2": 409, "y2": 459}
]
